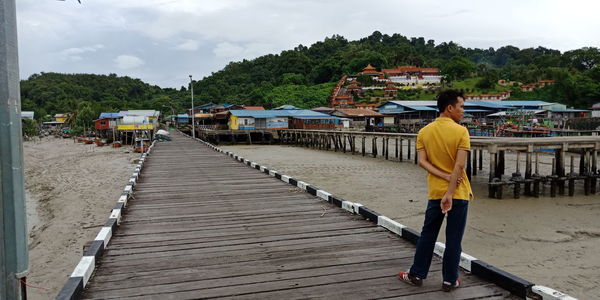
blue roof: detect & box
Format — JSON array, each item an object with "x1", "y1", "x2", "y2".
[
  {"x1": 284, "y1": 110, "x2": 332, "y2": 117},
  {"x1": 498, "y1": 100, "x2": 552, "y2": 106},
  {"x1": 404, "y1": 105, "x2": 437, "y2": 111},
  {"x1": 229, "y1": 109, "x2": 332, "y2": 118},
  {"x1": 466, "y1": 101, "x2": 510, "y2": 109},
  {"x1": 550, "y1": 109, "x2": 590, "y2": 112},
  {"x1": 177, "y1": 114, "x2": 189, "y2": 118},
  {"x1": 198, "y1": 103, "x2": 215, "y2": 109},
  {"x1": 464, "y1": 109, "x2": 493, "y2": 113},
  {"x1": 99, "y1": 112, "x2": 123, "y2": 119}
]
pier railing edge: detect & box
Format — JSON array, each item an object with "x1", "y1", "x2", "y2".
[{"x1": 180, "y1": 130, "x2": 578, "y2": 300}]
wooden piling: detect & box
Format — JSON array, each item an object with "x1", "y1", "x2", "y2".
[
  {"x1": 592, "y1": 147, "x2": 598, "y2": 194},
  {"x1": 584, "y1": 151, "x2": 591, "y2": 195},
  {"x1": 488, "y1": 146, "x2": 497, "y2": 198},
  {"x1": 496, "y1": 151, "x2": 505, "y2": 178},
  {"x1": 399, "y1": 139, "x2": 403, "y2": 162},
  {"x1": 372, "y1": 137, "x2": 378, "y2": 158},
  {"x1": 407, "y1": 139, "x2": 411, "y2": 161},
  {"x1": 361, "y1": 136, "x2": 366, "y2": 156},
  {"x1": 568, "y1": 155, "x2": 576, "y2": 197},
  {"x1": 385, "y1": 138, "x2": 389, "y2": 160},
  {"x1": 472, "y1": 149, "x2": 477, "y2": 176}
]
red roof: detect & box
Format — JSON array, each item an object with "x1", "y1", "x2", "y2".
[
  {"x1": 384, "y1": 83, "x2": 398, "y2": 90},
  {"x1": 382, "y1": 66, "x2": 440, "y2": 75},
  {"x1": 360, "y1": 64, "x2": 382, "y2": 75},
  {"x1": 244, "y1": 106, "x2": 265, "y2": 110}
]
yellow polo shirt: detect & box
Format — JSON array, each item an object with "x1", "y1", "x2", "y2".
[{"x1": 416, "y1": 117, "x2": 474, "y2": 201}]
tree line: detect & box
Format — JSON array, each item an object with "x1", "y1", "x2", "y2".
[{"x1": 21, "y1": 31, "x2": 600, "y2": 125}]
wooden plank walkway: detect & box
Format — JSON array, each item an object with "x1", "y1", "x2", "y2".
[{"x1": 80, "y1": 133, "x2": 512, "y2": 299}]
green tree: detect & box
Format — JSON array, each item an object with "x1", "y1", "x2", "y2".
[
  {"x1": 21, "y1": 119, "x2": 39, "y2": 137},
  {"x1": 443, "y1": 56, "x2": 476, "y2": 81}
]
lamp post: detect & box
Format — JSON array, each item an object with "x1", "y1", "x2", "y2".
[
  {"x1": 189, "y1": 75, "x2": 196, "y2": 139},
  {"x1": 1, "y1": 1, "x2": 28, "y2": 299}
]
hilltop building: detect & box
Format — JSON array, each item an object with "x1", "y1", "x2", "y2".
[
  {"x1": 464, "y1": 91, "x2": 511, "y2": 101},
  {"x1": 356, "y1": 64, "x2": 442, "y2": 85}
]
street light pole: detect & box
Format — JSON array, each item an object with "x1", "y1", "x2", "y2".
[
  {"x1": 1, "y1": 1, "x2": 28, "y2": 299},
  {"x1": 189, "y1": 75, "x2": 195, "y2": 139}
]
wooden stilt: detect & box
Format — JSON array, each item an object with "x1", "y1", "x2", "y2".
[
  {"x1": 407, "y1": 139, "x2": 411, "y2": 161},
  {"x1": 592, "y1": 148, "x2": 598, "y2": 194},
  {"x1": 362, "y1": 136, "x2": 366, "y2": 156},
  {"x1": 479, "y1": 149, "x2": 483, "y2": 170},
  {"x1": 372, "y1": 137, "x2": 378, "y2": 158},
  {"x1": 399, "y1": 139, "x2": 403, "y2": 162},
  {"x1": 525, "y1": 146, "x2": 533, "y2": 195},
  {"x1": 568, "y1": 155, "x2": 576, "y2": 197},
  {"x1": 489, "y1": 146, "x2": 497, "y2": 198},
  {"x1": 385, "y1": 138, "x2": 389, "y2": 160},
  {"x1": 472, "y1": 149, "x2": 477, "y2": 176}
]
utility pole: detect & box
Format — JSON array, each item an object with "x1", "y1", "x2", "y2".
[
  {"x1": 1, "y1": 0, "x2": 29, "y2": 299},
  {"x1": 189, "y1": 75, "x2": 195, "y2": 139}
]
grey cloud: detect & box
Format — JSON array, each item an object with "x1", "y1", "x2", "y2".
[{"x1": 15, "y1": 0, "x2": 600, "y2": 87}]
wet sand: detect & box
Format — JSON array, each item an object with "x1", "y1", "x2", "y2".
[
  {"x1": 221, "y1": 144, "x2": 600, "y2": 299},
  {"x1": 23, "y1": 137, "x2": 139, "y2": 299}
]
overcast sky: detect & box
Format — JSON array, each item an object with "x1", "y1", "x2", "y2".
[{"x1": 16, "y1": 0, "x2": 600, "y2": 88}]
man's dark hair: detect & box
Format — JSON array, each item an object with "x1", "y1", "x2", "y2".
[{"x1": 437, "y1": 90, "x2": 464, "y2": 113}]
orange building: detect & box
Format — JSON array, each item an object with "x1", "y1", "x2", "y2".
[{"x1": 384, "y1": 83, "x2": 398, "y2": 97}]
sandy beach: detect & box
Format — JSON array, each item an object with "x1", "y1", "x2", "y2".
[
  {"x1": 23, "y1": 137, "x2": 139, "y2": 299},
  {"x1": 221, "y1": 144, "x2": 600, "y2": 299}
]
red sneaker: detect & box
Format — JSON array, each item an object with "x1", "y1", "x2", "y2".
[{"x1": 397, "y1": 271, "x2": 423, "y2": 286}]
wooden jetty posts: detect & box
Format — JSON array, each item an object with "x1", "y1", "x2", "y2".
[{"x1": 278, "y1": 130, "x2": 600, "y2": 199}]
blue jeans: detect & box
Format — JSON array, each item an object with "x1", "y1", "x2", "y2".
[{"x1": 409, "y1": 199, "x2": 469, "y2": 283}]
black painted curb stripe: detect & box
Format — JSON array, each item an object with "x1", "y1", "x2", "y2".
[
  {"x1": 471, "y1": 260, "x2": 534, "y2": 299},
  {"x1": 56, "y1": 140, "x2": 157, "y2": 300},
  {"x1": 186, "y1": 131, "x2": 569, "y2": 300},
  {"x1": 55, "y1": 277, "x2": 83, "y2": 300},
  {"x1": 358, "y1": 206, "x2": 380, "y2": 224}
]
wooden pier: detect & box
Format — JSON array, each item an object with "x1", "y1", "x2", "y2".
[
  {"x1": 278, "y1": 129, "x2": 600, "y2": 199},
  {"x1": 76, "y1": 133, "x2": 518, "y2": 299}
]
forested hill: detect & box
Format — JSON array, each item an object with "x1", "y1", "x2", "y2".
[
  {"x1": 21, "y1": 31, "x2": 600, "y2": 121},
  {"x1": 20, "y1": 72, "x2": 188, "y2": 122}
]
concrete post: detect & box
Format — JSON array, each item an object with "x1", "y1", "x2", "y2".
[{"x1": 0, "y1": 0, "x2": 28, "y2": 298}]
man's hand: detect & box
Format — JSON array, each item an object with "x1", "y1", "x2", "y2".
[
  {"x1": 441, "y1": 192, "x2": 453, "y2": 214},
  {"x1": 444, "y1": 174, "x2": 463, "y2": 184}
]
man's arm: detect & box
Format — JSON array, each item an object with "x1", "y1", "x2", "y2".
[
  {"x1": 441, "y1": 149, "x2": 469, "y2": 213},
  {"x1": 418, "y1": 149, "x2": 461, "y2": 183}
]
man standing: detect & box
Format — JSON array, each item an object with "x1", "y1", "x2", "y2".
[{"x1": 398, "y1": 90, "x2": 473, "y2": 292}]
